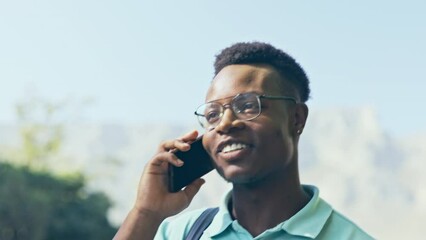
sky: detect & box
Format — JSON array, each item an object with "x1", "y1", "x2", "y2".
[{"x1": 1, "y1": 0, "x2": 425, "y2": 137}]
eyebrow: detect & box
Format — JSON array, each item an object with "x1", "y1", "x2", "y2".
[{"x1": 206, "y1": 91, "x2": 263, "y2": 104}]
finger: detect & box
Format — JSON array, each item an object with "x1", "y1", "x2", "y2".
[
  {"x1": 178, "y1": 130, "x2": 198, "y2": 142},
  {"x1": 159, "y1": 130, "x2": 198, "y2": 152},
  {"x1": 158, "y1": 140, "x2": 189, "y2": 153},
  {"x1": 174, "y1": 130, "x2": 199, "y2": 152},
  {"x1": 173, "y1": 140, "x2": 192, "y2": 152},
  {"x1": 182, "y1": 178, "x2": 205, "y2": 203},
  {"x1": 149, "y1": 152, "x2": 183, "y2": 168}
]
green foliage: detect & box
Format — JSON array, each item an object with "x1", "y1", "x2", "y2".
[
  {"x1": 0, "y1": 95, "x2": 119, "y2": 239},
  {"x1": 11, "y1": 96, "x2": 65, "y2": 171},
  {"x1": 0, "y1": 162, "x2": 117, "y2": 240}
]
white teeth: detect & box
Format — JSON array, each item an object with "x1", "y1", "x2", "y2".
[{"x1": 222, "y1": 143, "x2": 248, "y2": 153}]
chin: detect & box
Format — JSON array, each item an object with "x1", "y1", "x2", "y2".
[{"x1": 219, "y1": 169, "x2": 263, "y2": 185}]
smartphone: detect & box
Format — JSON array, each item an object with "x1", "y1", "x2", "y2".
[{"x1": 168, "y1": 136, "x2": 214, "y2": 192}]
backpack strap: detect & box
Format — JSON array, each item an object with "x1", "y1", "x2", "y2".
[{"x1": 185, "y1": 207, "x2": 219, "y2": 240}]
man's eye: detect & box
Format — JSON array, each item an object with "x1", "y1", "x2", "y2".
[
  {"x1": 206, "y1": 111, "x2": 220, "y2": 123},
  {"x1": 239, "y1": 101, "x2": 258, "y2": 113}
]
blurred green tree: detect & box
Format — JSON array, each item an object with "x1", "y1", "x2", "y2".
[
  {"x1": 0, "y1": 162, "x2": 117, "y2": 240},
  {"x1": 0, "y1": 95, "x2": 117, "y2": 239},
  {"x1": 9, "y1": 95, "x2": 76, "y2": 171}
]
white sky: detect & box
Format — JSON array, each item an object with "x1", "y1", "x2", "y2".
[{"x1": 1, "y1": 0, "x2": 425, "y2": 136}]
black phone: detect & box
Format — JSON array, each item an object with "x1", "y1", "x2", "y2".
[{"x1": 168, "y1": 136, "x2": 214, "y2": 193}]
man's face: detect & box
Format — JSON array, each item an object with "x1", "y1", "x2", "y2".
[{"x1": 202, "y1": 64, "x2": 301, "y2": 184}]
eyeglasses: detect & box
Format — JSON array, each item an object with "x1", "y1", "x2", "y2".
[{"x1": 194, "y1": 92, "x2": 297, "y2": 130}]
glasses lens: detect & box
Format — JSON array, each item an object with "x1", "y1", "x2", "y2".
[
  {"x1": 195, "y1": 92, "x2": 262, "y2": 129},
  {"x1": 196, "y1": 102, "x2": 223, "y2": 129},
  {"x1": 232, "y1": 93, "x2": 261, "y2": 120}
]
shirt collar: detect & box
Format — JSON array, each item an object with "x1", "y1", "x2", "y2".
[
  {"x1": 203, "y1": 188, "x2": 234, "y2": 237},
  {"x1": 204, "y1": 185, "x2": 332, "y2": 238},
  {"x1": 281, "y1": 185, "x2": 333, "y2": 238}
]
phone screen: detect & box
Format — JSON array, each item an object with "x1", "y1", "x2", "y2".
[{"x1": 168, "y1": 136, "x2": 214, "y2": 192}]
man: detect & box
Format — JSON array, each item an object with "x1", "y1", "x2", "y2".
[{"x1": 114, "y1": 42, "x2": 373, "y2": 239}]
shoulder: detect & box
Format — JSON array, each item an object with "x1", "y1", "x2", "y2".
[
  {"x1": 301, "y1": 185, "x2": 374, "y2": 239},
  {"x1": 320, "y1": 209, "x2": 374, "y2": 240},
  {"x1": 154, "y1": 208, "x2": 208, "y2": 240}
]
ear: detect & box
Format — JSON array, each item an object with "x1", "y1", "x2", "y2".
[{"x1": 293, "y1": 103, "x2": 308, "y2": 135}]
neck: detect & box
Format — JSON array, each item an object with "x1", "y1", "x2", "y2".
[{"x1": 229, "y1": 166, "x2": 310, "y2": 237}]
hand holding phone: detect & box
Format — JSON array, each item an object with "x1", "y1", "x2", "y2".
[
  {"x1": 168, "y1": 136, "x2": 214, "y2": 192},
  {"x1": 115, "y1": 131, "x2": 206, "y2": 240}
]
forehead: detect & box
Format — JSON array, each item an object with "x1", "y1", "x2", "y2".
[{"x1": 206, "y1": 64, "x2": 283, "y2": 102}]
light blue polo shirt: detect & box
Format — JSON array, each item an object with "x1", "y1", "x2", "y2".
[{"x1": 154, "y1": 185, "x2": 373, "y2": 239}]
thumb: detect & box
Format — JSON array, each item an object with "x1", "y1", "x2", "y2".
[{"x1": 183, "y1": 178, "x2": 205, "y2": 203}]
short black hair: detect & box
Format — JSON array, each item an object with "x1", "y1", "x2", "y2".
[{"x1": 214, "y1": 42, "x2": 310, "y2": 102}]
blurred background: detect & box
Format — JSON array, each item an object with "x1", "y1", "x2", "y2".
[{"x1": 1, "y1": 1, "x2": 425, "y2": 239}]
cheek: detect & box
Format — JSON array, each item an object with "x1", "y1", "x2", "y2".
[
  {"x1": 274, "y1": 129, "x2": 284, "y2": 138},
  {"x1": 257, "y1": 117, "x2": 288, "y2": 140},
  {"x1": 260, "y1": 123, "x2": 295, "y2": 160},
  {"x1": 269, "y1": 129, "x2": 290, "y2": 151},
  {"x1": 202, "y1": 132, "x2": 224, "y2": 166},
  {"x1": 202, "y1": 133, "x2": 214, "y2": 157}
]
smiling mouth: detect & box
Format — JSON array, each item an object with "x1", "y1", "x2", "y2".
[{"x1": 221, "y1": 143, "x2": 249, "y2": 153}]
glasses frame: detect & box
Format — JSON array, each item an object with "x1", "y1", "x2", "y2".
[{"x1": 194, "y1": 92, "x2": 297, "y2": 130}]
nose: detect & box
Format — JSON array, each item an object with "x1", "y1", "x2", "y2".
[{"x1": 214, "y1": 108, "x2": 244, "y2": 133}]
